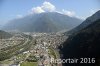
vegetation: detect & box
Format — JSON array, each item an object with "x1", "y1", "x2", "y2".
[
  {"x1": 0, "y1": 30, "x2": 12, "y2": 39},
  {"x1": 60, "y1": 19, "x2": 100, "y2": 66},
  {"x1": 0, "y1": 35, "x2": 33, "y2": 61},
  {"x1": 20, "y1": 62, "x2": 38, "y2": 66},
  {"x1": 48, "y1": 48, "x2": 57, "y2": 59},
  {"x1": 26, "y1": 56, "x2": 38, "y2": 62}
]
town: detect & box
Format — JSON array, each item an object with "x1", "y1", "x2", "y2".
[{"x1": 0, "y1": 32, "x2": 68, "y2": 66}]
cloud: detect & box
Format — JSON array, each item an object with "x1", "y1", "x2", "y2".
[
  {"x1": 31, "y1": 7, "x2": 45, "y2": 14},
  {"x1": 30, "y1": 1, "x2": 76, "y2": 17},
  {"x1": 42, "y1": 1, "x2": 56, "y2": 12},
  {"x1": 29, "y1": 1, "x2": 83, "y2": 20},
  {"x1": 31, "y1": 1, "x2": 56, "y2": 14},
  {"x1": 62, "y1": 9, "x2": 75, "y2": 17}
]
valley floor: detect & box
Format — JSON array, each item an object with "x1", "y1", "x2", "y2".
[{"x1": 0, "y1": 32, "x2": 68, "y2": 66}]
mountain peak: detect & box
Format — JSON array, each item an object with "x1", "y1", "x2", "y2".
[{"x1": 2, "y1": 12, "x2": 82, "y2": 33}]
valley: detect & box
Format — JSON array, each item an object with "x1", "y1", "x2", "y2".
[
  {"x1": 0, "y1": 32, "x2": 68, "y2": 66},
  {"x1": 0, "y1": 10, "x2": 100, "y2": 66},
  {"x1": 0, "y1": 0, "x2": 100, "y2": 66}
]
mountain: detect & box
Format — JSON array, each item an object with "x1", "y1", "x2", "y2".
[
  {"x1": 2, "y1": 12, "x2": 82, "y2": 33},
  {"x1": 0, "y1": 30, "x2": 12, "y2": 39},
  {"x1": 68, "y1": 10, "x2": 100, "y2": 34},
  {"x1": 0, "y1": 25, "x2": 3, "y2": 29},
  {"x1": 60, "y1": 11, "x2": 100, "y2": 66}
]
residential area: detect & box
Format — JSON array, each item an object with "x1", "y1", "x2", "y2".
[{"x1": 0, "y1": 32, "x2": 67, "y2": 66}]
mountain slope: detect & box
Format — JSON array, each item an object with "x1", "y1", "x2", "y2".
[
  {"x1": 68, "y1": 10, "x2": 100, "y2": 34},
  {"x1": 60, "y1": 17, "x2": 100, "y2": 66},
  {"x1": 32, "y1": 15, "x2": 59, "y2": 32},
  {"x1": 3, "y1": 12, "x2": 82, "y2": 32},
  {"x1": 0, "y1": 30, "x2": 12, "y2": 39}
]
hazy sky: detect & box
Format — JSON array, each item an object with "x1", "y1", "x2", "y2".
[{"x1": 0, "y1": 0, "x2": 100, "y2": 25}]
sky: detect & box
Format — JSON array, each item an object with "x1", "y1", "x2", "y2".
[{"x1": 0, "y1": 0, "x2": 100, "y2": 25}]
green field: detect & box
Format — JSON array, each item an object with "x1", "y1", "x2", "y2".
[
  {"x1": 48, "y1": 48, "x2": 57, "y2": 59},
  {"x1": 20, "y1": 62, "x2": 38, "y2": 66}
]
